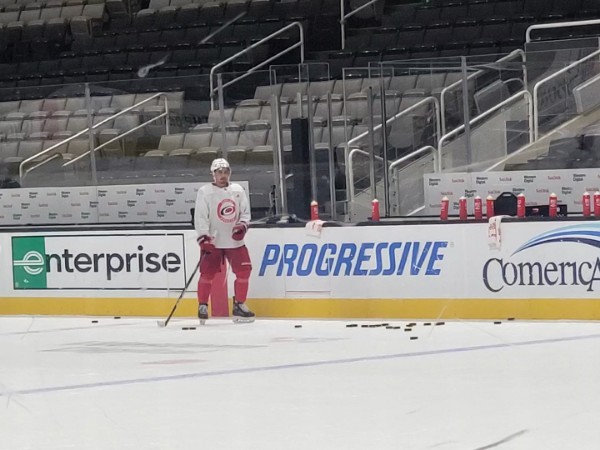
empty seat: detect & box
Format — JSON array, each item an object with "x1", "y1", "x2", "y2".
[
  {"x1": 183, "y1": 132, "x2": 213, "y2": 150},
  {"x1": 43, "y1": 111, "x2": 71, "y2": 133},
  {"x1": 232, "y1": 103, "x2": 262, "y2": 124},
  {"x1": 158, "y1": 133, "x2": 185, "y2": 152}
]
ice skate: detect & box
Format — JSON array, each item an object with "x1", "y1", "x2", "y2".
[
  {"x1": 232, "y1": 299, "x2": 255, "y2": 323},
  {"x1": 198, "y1": 303, "x2": 208, "y2": 325}
]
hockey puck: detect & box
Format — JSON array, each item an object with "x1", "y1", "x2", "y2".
[
  {"x1": 294, "y1": 325, "x2": 302, "y2": 328},
  {"x1": 494, "y1": 321, "x2": 502, "y2": 325},
  {"x1": 182, "y1": 327, "x2": 197, "y2": 330},
  {"x1": 380, "y1": 323, "x2": 389, "y2": 327},
  {"x1": 407, "y1": 322, "x2": 416, "y2": 327},
  {"x1": 404, "y1": 328, "x2": 413, "y2": 332},
  {"x1": 114, "y1": 316, "x2": 121, "y2": 319},
  {"x1": 435, "y1": 322, "x2": 445, "y2": 326},
  {"x1": 91, "y1": 320, "x2": 98, "y2": 324},
  {"x1": 361, "y1": 324, "x2": 370, "y2": 328},
  {"x1": 346, "y1": 324, "x2": 358, "y2": 328},
  {"x1": 410, "y1": 336, "x2": 418, "y2": 340},
  {"x1": 424, "y1": 322, "x2": 432, "y2": 326}
]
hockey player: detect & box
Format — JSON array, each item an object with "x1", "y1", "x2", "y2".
[{"x1": 194, "y1": 158, "x2": 255, "y2": 323}]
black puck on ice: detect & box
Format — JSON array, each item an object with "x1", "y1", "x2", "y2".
[
  {"x1": 410, "y1": 336, "x2": 418, "y2": 340},
  {"x1": 494, "y1": 321, "x2": 502, "y2": 325},
  {"x1": 424, "y1": 322, "x2": 432, "y2": 326},
  {"x1": 435, "y1": 322, "x2": 445, "y2": 326},
  {"x1": 404, "y1": 328, "x2": 413, "y2": 332},
  {"x1": 295, "y1": 325, "x2": 302, "y2": 328},
  {"x1": 182, "y1": 327, "x2": 197, "y2": 330},
  {"x1": 346, "y1": 324, "x2": 358, "y2": 328},
  {"x1": 91, "y1": 320, "x2": 98, "y2": 323},
  {"x1": 361, "y1": 324, "x2": 370, "y2": 328},
  {"x1": 114, "y1": 316, "x2": 121, "y2": 319},
  {"x1": 407, "y1": 322, "x2": 416, "y2": 327}
]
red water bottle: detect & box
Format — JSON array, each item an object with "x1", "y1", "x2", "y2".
[
  {"x1": 474, "y1": 196, "x2": 483, "y2": 220},
  {"x1": 371, "y1": 198, "x2": 380, "y2": 221},
  {"x1": 549, "y1": 193, "x2": 558, "y2": 218},
  {"x1": 486, "y1": 195, "x2": 495, "y2": 218},
  {"x1": 440, "y1": 196, "x2": 449, "y2": 221},
  {"x1": 517, "y1": 193, "x2": 526, "y2": 218},
  {"x1": 583, "y1": 192, "x2": 591, "y2": 217},
  {"x1": 593, "y1": 192, "x2": 600, "y2": 217},
  {"x1": 310, "y1": 200, "x2": 319, "y2": 221},
  {"x1": 459, "y1": 196, "x2": 467, "y2": 220}
]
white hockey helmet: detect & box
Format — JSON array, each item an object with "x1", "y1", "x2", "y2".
[{"x1": 210, "y1": 158, "x2": 230, "y2": 173}]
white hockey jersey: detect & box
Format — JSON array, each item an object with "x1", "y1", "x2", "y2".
[{"x1": 194, "y1": 182, "x2": 251, "y2": 249}]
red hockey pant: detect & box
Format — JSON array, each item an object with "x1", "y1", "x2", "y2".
[{"x1": 197, "y1": 246, "x2": 252, "y2": 304}]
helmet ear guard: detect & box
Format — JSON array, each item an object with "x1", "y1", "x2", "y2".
[{"x1": 210, "y1": 158, "x2": 230, "y2": 173}]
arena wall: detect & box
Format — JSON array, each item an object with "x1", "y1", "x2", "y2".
[{"x1": 1, "y1": 219, "x2": 600, "y2": 320}]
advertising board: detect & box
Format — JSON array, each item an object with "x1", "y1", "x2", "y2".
[{"x1": 11, "y1": 233, "x2": 186, "y2": 290}]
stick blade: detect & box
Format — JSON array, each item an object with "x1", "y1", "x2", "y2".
[{"x1": 157, "y1": 320, "x2": 167, "y2": 328}]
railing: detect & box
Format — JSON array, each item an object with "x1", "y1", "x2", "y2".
[
  {"x1": 347, "y1": 148, "x2": 383, "y2": 205},
  {"x1": 532, "y1": 47, "x2": 600, "y2": 140},
  {"x1": 344, "y1": 95, "x2": 440, "y2": 196},
  {"x1": 439, "y1": 49, "x2": 526, "y2": 133},
  {"x1": 526, "y1": 19, "x2": 600, "y2": 43},
  {"x1": 389, "y1": 145, "x2": 437, "y2": 216},
  {"x1": 389, "y1": 145, "x2": 437, "y2": 174},
  {"x1": 19, "y1": 92, "x2": 171, "y2": 181},
  {"x1": 340, "y1": 0, "x2": 383, "y2": 50},
  {"x1": 200, "y1": 11, "x2": 246, "y2": 44},
  {"x1": 209, "y1": 22, "x2": 305, "y2": 110},
  {"x1": 437, "y1": 90, "x2": 533, "y2": 170}
]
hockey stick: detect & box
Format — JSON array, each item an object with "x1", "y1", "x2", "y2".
[{"x1": 157, "y1": 257, "x2": 201, "y2": 328}]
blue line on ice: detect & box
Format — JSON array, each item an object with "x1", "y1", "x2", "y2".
[{"x1": 3, "y1": 332, "x2": 600, "y2": 397}]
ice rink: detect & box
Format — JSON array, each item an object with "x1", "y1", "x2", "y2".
[{"x1": 2, "y1": 315, "x2": 600, "y2": 450}]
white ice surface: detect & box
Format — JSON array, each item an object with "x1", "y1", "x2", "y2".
[{"x1": 1, "y1": 316, "x2": 600, "y2": 449}]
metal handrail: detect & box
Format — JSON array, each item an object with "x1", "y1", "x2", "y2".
[
  {"x1": 389, "y1": 145, "x2": 437, "y2": 173},
  {"x1": 200, "y1": 11, "x2": 245, "y2": 44},
  {"x1": 389, "y1": 145, "x2": 438, "y2": 216},
  {"x1": 532, "y1": 47, "x2": 600, "y2": 140},
  {"x1": 340, "y1": 0, "x2": 382, "y2": 50},
  {"x1": 439, "y1": 49, "x2": 526, "y2": 133},
  {"x1": 437, "y1": 90, "x2": 533, "y2": 171},
  {"x1": 209, "y1": 21, "x2": 305, "y2": 110},
  {"x1": 62, "y1": 109, "x2": 169, "y2": 168},
  {"x1": 346, "y1": 96, "x2": 440, "y2": 147},
  {"x1": 526, "y1": 18, "x2": 600, "y2": 43},
  {"x1": 347, "y1": 148, "x2": 384, "y2": 204},
  {"x1": 347, "y1": 145, "x2": 438, "y2": 211},
  {"x1": 19, "y1": 92, "x2": 170, "y2": 180},
  {"x1": 344, "y1": 96, "x2": 440, "y2": 215}
]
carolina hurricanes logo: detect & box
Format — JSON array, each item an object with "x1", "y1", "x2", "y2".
[{"x1": 217, "y1": 198, "x2": 237, "y2": 223}]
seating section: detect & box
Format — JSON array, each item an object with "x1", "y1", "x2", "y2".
[
  {"x1": 521, "y1": 124, "x2": 600, "y2": 170},
  {"x1": 0, "y1": 0, "x2": 598, "y2": 217},
  {"x1": 336, "y1": 0, "x2": 600, "y2": 71}
]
